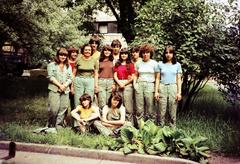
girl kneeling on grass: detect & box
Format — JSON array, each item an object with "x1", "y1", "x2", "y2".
[
  {"x1": 94, "y1": 92, "x2": 131, "y2": 137},
  {"x1": 71, "y1": 93, "x2": 100, "y2": 133}
]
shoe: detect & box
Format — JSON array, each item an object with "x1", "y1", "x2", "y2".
[
  {"x1": 33, "y1": 127, "x2": 48, "y2": 133},
  {"x1": 73, "y1": 127, "x2": 81, "y2": 134},
  {"x1": 113, "y1": 128, "x2": 121, "y2": 136},
  {"x1": 45, "y1": 127, "x2": 57, "y2": 134}
]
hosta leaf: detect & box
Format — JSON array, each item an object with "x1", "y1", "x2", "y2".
[
  {"x1": 154, "y1": 142, "x2": 167, "y2": 153},
  {"x1": 193, "y1": 136, "x2": 208, "y2": 145},
  {"x1": 127, "y1": 144, "x2": 138, "y2": 150},
  {"x1": 120, "y1": 127, "x2": 134, "y2": 143},
  {"x1": 146, "y1": 148, "x2": 159, "y2": 155},
  {"x1": 199, "y1": 151, "x2": 211, "y2": 158},
  {"x1": 152, "y1": 129, "x2": 164, "y2": 143},
  {"x1": 138, "y1": 145, "x2": 146, "y2": 154},
  {"x1": 142, "y1": 131, "x2": 151, "y2": 146},
  {"x1": 143, "y1": 120, "x2": 158, "y2": 135},
  {"x1": 180, "y1": 149, "x2": 189, "y2": 156},
  {"x1": 180, "y1": 137, "x2": 194, "y2": 146},
  {"x1": 123, "y1": 145, "x2": 133, "y2": 155},
  {"x1": 162, "y1": 126, "x2": 175, "y2": 138},
  {"x1": 196, "y1": 146, "x2": 209, "y2": 152}
]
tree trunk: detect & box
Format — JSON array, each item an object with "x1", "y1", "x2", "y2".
[
  {"x1": 105, "y1": 0, "x2": 136, "y2": 43},
  {"x1": 118, "y1": 0, "x2": 136, "y2": 43}
]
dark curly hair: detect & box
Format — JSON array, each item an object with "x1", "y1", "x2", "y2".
[{"x1": 139, "y1": 44, "x2": 155, "y2": 58}]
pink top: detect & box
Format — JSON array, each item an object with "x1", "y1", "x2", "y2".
[
  {"x1": 99, "y1": 60, "x2": 114, "y2": 78},
  {"x1": 113, "y1": 63, "x2": 135, "y2": 80}
]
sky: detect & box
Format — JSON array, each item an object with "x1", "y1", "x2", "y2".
[{"x1": 211, "y1": 0, "x2": 240, "y2": 8}]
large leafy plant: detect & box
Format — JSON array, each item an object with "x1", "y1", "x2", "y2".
[{"x1": 115, "y1": 120, "x2": 210, "y2": 162}]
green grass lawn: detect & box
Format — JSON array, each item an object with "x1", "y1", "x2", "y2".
[{"x1": 0, "y1": 77, "x2": 239, "y2": 156}]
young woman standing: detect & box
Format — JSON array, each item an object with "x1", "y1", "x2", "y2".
[
  {"x1": 89, "y1": 35, "x2": 101, "y2": 60},
  {"x1": 133, "y1": 44, "x2": 159, "y2": 122},
  {"x1": 67, "y1": 46, "x2": 79, "y2": 110},
  {"x1": 73, "y1": 44, "x2": 99, "y2": 108},
  {"x1": 155, "y1": 45, "x2": 182, "y2": 127},
  {"x1": 98, "y1": 44, "x2": 115, "y2": 109},
  {"x1": 47, "y1": 48, "x2": 73, "y2": 130},
  {"x1": 113, "y1": 48, "x2": 135, "y2": 123}
]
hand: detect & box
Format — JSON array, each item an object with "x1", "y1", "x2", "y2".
[
  {"x1": 176, "y1": 93, "x2": 182, "y2": 101},
  {"x1": 70, "y1": 86, "x2": 74, "y2": 95},
  {"x1": 100, "y1": 117, "x2": 107, "y2": 123},
  {"x1": 127, "y1": 75, "x2": 133, "y2": 81},
  {"x1": 112, "y1": 84, "x2": 116, "y2": 91},
  {"x1": 79, "y1": 119, "x2": 86, "y2": 125},
  {"x1": 94, "y1": 85, "x2": 99, "y2": 93},
  {"x1": 119, "y1": 83, "x2": 125, "y2": 89},
  {"x1": 59, "y1": 84, "x2": 66, "y2": 92},
  {"x1": 133, "y1": 82, "x2": 138, "y2": 90},
  {"x1": 155, "y1": 92, "x2": 160, "y2": 101}
]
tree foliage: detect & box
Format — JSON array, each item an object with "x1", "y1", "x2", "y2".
[
  {"x1": 211, "y1": 2, "x2": 240, "y2": 108},
  {"x1": 0, "y1": 0, "x2": 97, "y2": 64},
  {"x1": 132, "y1": 0, "x2": 240, "y2": 110}
]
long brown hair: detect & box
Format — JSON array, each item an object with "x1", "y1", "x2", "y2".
[
  {"x1": 162, "y1": 45, "x2": 177, "y2": 64},
  {"x1": 115, "y1": 48, "x2": 132, "y2": 74},
  {"x1": 99, "y1": 44, "x2": 114, "y2": 62},
  {"x1": 107, "y1": 92, "x2": 122, "y2": 108}
]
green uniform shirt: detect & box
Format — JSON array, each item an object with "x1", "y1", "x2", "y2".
[{"x1": 75, "y1": 56, "x2": 99, "y2": 77}]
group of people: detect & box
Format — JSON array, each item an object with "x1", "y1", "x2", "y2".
[{"x1": 46, "y1": 35, "x2": 182, "y2": 136}]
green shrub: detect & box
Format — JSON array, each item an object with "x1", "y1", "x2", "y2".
[{"x1": 114, "y1": 120, "x2": 210, "y2": 162}]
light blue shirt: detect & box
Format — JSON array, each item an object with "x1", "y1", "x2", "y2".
[
  {"x1": 158, "y1": 61, "x2": 182, "y2": 84},
  {"x1": 136, "y1": 59, "x2": 159, "y2": 83}
]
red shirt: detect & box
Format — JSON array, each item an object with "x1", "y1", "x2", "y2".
[
  {"x1": 69, "y1": 61, "x2": 75, "y2": 72},
  {"x1": 113, "y1": 63, "x2": 135, "y2": 80}
]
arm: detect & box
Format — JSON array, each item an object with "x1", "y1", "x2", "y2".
[
  {"x1": 133, "y1": 71, "x2": 139, "y2": 86},
  {"x1": 114, "y1": 72, "x2": 125, "y2": 88},
  {"x1": 154, "y1": 72, "x2": 160, "y2": 100},
  {"x1": 72, "y1": 67, "x2": 77, "y2": 77},
  {"x1": 47, "y1": 63, "x2": 66, "y2": 92},
  {"x1": 94, "y1": 60, "x2": 99, "y2": 93},
  {"x1": 124, "y1": 63, "x2": 135, "y2": 86},
  {"x1": 123, "y1": 74, "x2": 134, "y2": 86},
  {"x1": 63, "y1": 66, "x2": 73, "y2": 88},
  {"x1": 176, "y1": 73, "x2": 182, "y2": 101},
  {"x1": 71, "y1": 107, "x2": 82, "y2": 122},
  {"x1": 94, "y1": 70, "x2": 99, "y2": 93}
]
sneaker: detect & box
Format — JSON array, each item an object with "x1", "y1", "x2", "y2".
[
  {"x1": 33, "y1": 127, "x2": 48, "y2": 134},
  {"x1": 45, "y1": 127, "x2": 57, "y2": 134}
]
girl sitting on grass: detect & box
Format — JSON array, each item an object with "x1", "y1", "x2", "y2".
[
  {"x1": 94, "y1": 92, "x2": 131, "y2": 137},
  {"x1": 71, "y1": 93, "x2": 100, "y2": 133}
]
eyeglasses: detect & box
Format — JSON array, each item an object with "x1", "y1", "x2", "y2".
[{"x1": 59, "y1": 53, "x2": 67, "y2": 56}]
